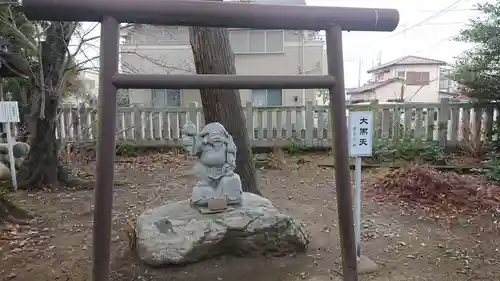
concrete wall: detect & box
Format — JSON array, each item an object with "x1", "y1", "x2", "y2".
[
  {"x1": 368, "y1": 64, "x2": 441, "y2": 103},
  {"x1": 120, "y1": 26, "x2": 325, "y2": 107}
]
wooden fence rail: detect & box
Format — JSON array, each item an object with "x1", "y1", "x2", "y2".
[{"x1": 40, "y1": 99, "x2": 499, "y2": 148}]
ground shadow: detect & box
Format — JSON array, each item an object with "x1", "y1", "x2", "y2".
[{"x1": 111, "y1": 248, "x2": 313, "y2": 281}]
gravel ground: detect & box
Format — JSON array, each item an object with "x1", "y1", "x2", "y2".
[{"x1": 1, "y1": 152, "x2": 499, "y2": 281}]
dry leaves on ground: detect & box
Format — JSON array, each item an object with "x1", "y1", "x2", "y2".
[{"x1": 369, "y1": 164, "x2": 500, "y2": 217}]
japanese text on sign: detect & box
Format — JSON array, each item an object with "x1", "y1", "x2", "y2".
[
  {"x1": 0, "y1": 101, "x2": 20, "y2": 123},
  {"x1": 348, "y1": 111, "x2": 373, "y2": 157}
]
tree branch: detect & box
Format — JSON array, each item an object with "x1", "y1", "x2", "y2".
[{"x1": 120, "y1": 50, "x2": 195, "y2": 74}]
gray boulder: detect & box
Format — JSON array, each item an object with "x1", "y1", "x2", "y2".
[
  {"x1": 0, "y1": 154, "x2": 24, "y2": 168},
  {"x1": 135, "y1": 192, "x2": 310, "y2": 266},
  {"x1": 0, "y1": 142, "x2": 30, "y2": 158},
  {"x1": 0, "y1": 162, "x2": 10, "y2": 180}
]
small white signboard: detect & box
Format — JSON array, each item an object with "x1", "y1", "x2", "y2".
[
  {"x1": 348, "y1": 110, "x2": 374, "y2": 260},
  {"x1": 0, "y1": 101, "x2": 20, "y2": 123},
  {"x1": 0, "y1": 101, "x2": 19, "y2": 189},
  {"x1": 348, "y1": 111, "x2": 373, "y2": 157}
]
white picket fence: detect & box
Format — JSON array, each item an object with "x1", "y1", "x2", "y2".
[{"x1": 50, "y1": 99, "x2": 499, "y2": 148}]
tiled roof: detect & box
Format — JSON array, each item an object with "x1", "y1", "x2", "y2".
[
  {"x1": 438, "y1": 91, "x2": 459, "y2": 97},
  {"x1": 347, "y1": 77, "x2": 402, "y2": 94},
  {"x1": 367, "y1": 55, "x2": 447, "y2": 73},
  {"x1": 439, "y1": 91, "x2": 474, "y2": 101}
]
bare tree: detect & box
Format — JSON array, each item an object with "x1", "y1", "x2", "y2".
[
  {"x1": 77, "y1": 23, "x2": 196, "y2": 107},
  {"x1": 0, "y1": 5, "x2": 97, "y2": 189},
  {"x1": 16, "y1": 21, "x2": 85, "y2": 190},
  {"x1": 188, "y1": 15, "x2": 259, "y2": 195}
]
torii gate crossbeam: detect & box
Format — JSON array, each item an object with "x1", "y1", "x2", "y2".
[{"x1": 20, "y1": 1, "x2": 399, "y2": 281}]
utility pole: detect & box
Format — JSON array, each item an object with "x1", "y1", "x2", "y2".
[
  {"x1": 357, "y1": 57, "x2": 362, "y2": 87},
  {"x1": 402, "y1": 23, "x2": 407, "y2": 54}
]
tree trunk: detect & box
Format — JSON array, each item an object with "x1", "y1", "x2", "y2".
[
  {"x1": 17, "y1": 90, "x2": 76, "y2": 190},
  {"x1": 17, "y1": 22, "x2": 83, "y2": 190},
  {"x1": 15, "y1": 82, "x2": 35, "y2": 143},
  {"x1": 188, "y1": 26, "x2": 260, "y2": 195}
]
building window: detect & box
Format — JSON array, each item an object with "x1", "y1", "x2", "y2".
[
  {"x1": 251, "y1": 89, "x2": 283, "y2": 107},
  {"x1": 439, "y1": 78, "x2": 449, "y2": 90},
  {"x1": 82, "y1": 79, "x2": 96, "y2": 90},
  {"x1": 405, "y1": 71, "x2": 430, "y2": 85},
  {"x1": 439, "y1": 77, "x2": 457, "y2": 91},
  {"x1": 229, "y1": 29, "x2": 284, "y2": 54},
  {"x1": 396, "y1": 71, "x2": 405, "y2": 78},
  {"x1": 152, "y1": 89, "x2": 181, "y2": 108}
]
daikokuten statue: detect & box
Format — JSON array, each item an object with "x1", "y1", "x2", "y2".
[{"x1": 181, "y1": 121, "x2": 243, "y2": 208}]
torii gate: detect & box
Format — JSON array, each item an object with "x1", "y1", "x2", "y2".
[{"x1": 21, "y1": 1, "x2": 399, "y2": 280}]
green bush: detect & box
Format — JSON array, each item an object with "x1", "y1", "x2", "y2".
[
  {"x1": 482, "y1": 152, "x2": 500, "y2": 182},
  {"x1": 283, "y1": 137, "x2": 307, "y2": 155},
  {"x1": 371, "y1": 135, "x2": 446, "y2": 165},
  {"x1": 490, "y1": 113, "x2": 500, "y2": 154},
  {"x1": 481, "y1": 110, "x2": 500, "y2": 182},
  {"x1": 115, "y1": 141, "x2": 140, "y2": 157}
]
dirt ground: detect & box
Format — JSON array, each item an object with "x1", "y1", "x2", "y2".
[{"x1": 1, "y1": 152, "x2": 500, "y2": 281}]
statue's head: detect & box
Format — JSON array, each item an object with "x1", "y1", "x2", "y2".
[
  {"x1": 182, "y1": 121, "x2": 197, "y2": 136},
  {"x1": 199, "y1": 122, "x2": 229, "y2": 145}
]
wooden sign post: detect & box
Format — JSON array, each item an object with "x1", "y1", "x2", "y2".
[
  {"x1": 348, "y1": 110, "x2": 378, "y2": 274},
  {"x1": 0, "y1": 101, "x2": 20, "y2": 189}
]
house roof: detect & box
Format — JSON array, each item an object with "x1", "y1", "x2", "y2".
[
  {"x1": 438, "y1": 90, "x2": 459, "y2": 97},
  {"x1": 347, "y1": 77, "x2": 402, "y2": 94},
  {"x1": 367, "y1": 55, "x2": 447, "y2": 73},
  {"x1": 439, "y1": 90, "x2": 473, "y2": 101}
]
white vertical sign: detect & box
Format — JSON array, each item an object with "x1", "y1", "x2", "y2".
[
  {"x1": 348, "y1": 110, "x2": 373, "y2": 260},
  {"x1": 0, "y1": 101, "x2": 20, "y2": 123},
  {"x1": 0, "y1": 101, "x2": 20, "y2": 189},
  {"x1": 348, "y1": 111, "x2": 373, "y2": 157}
]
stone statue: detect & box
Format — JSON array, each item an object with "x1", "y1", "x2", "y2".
[{"x1": 181, "y1": 121, "x2": 243, "y2": 208}]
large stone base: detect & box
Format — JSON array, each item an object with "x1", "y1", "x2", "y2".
[
  {"x1": 0, "y1": 162, "x2": 10, "y2": 180},
  {"x1": 358, "y1": 255, "x2": 379, "y2": 274},
  {"x1": 135, "y1": 192, "x2": 310, "y2": 266}
]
